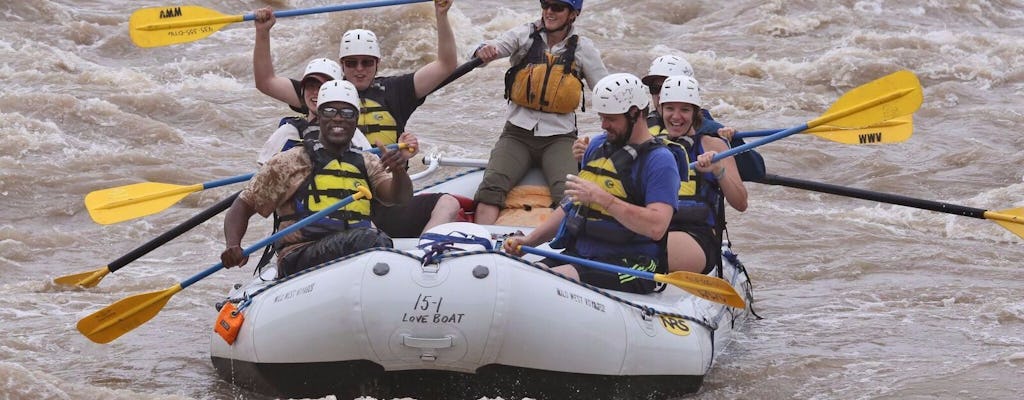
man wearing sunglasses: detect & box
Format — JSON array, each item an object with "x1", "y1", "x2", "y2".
[
  {"x1": 249, "y1": 1, "x2": 463, "y2": 239},
  {"x1": 222, "y1": 80, "x2": 415, "y2": 278},
  {"x1": 471, "y1": 0, "x2": 608, "y2": 225}
]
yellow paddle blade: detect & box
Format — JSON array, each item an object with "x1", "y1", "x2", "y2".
[
  {"x1": 807, "y1": 114, "x2": 914, "y2": 144},
  {"x1": 812, "y1": 70, "x2": 923, "y2": 129},
  {"x1": 77, "y1": 284, "x2": 182, "y2": 344},
  {"x1": 655, "y1": 271, "x2": 746, "y2": 309},
  {"x1": 986, "y1": 208, "x2": 1024, "y2": 240},
  {"x1": 129, "y1": 6, "x2": 242, "y2": 48},
  {"x1": 85, "y1": 182, "x2": 201, "y2": 225},
  {"x1": 53, "y1": 266, "x2": 110, "y2": 288}
]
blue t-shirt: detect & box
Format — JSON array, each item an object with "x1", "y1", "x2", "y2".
[{"x1": 572, "y1": 133, "x2": 680, "y2": 259}]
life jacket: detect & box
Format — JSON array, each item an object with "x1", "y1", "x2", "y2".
[
  {"x1": 358, "y1": 87, "x2": 400, "y2": 146},
  {"x1": 682, "y1": 132, "x2": 727, "y2": 236},
  {"x1": 565, "y1": 139, "x2": 663, "y2": 245},
  {"x1": 275, "y1": 140, "x2": 373, "y2": 250},
  {"x1": 655, "y1": 134, "x2": 713, "y2": 229},
  {"x1": 503, "y1": 24, "x2": 584, "y2": 114},
  {"x1": 277, "y1": 116, "x2": 321, "y2": 153}
]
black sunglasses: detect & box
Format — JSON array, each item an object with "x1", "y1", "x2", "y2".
[
  {"x1": 648, "y1": 84, "x2": 662, "y2": 95},
  {"x1": 539, "y1": 1, "x2": 569, "y2": 13},
  {"x1": 319, "y1": 106, "x2": 359, "y2": 120},
  {"x1": 342, "y1": 58, "x2": 377, "y2": 69}
]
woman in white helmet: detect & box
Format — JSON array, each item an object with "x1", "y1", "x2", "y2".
[
  {"x1": 658, "y1": 75, "x2": 747, "y2": 274},
  {"x1": 471, "y1": 0, "x2": 609, "y2": 225},
  {"x1": 257, "y1": 58, "x2": 372, "y2": 165},
  {"x1": 503, "y1": 73, "x2": 680, "y2": 294},
  {"x1": 249, "y1": 2, "x2": 462, "y2": 239},
  {"x1": 640, "y1": 54, "x2": 728, "y2": 137}
]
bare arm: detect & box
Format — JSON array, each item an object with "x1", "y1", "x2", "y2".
[
  {"x1": 697, "y1": 136, "x2": 748, "y2": 212},
  {"x1": 252, "y1": 7, "x2": 302, "y2": 108},
  {"x1": 371, "y1": 137, "x2": 414, "y2": 206},
  {"x1": 221, "y1": 197, "x2": 258, "y2": 268},
  {"x1": 564, "y1": 175, "x2": 674, "y2": 240},
  {"x1": 412, "y1": 0, "x2": 458, "y2": 99},
  {"x1": 502, "y1": 206, "x2": 567, "y2": 255}
]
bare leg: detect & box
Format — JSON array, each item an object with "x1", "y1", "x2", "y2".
[
  {"x1": 666, "y1": 231, "x2": 707, "y2": 273},
  {"x1": 550, "y1": 264, "x2": 580, "y2": 280},
  {"x1": 474, "y1": 202, "x2": 500, "y2": 225},
  {"x1": 421, "y1": 194, "x2": 461, "y2": 233}
]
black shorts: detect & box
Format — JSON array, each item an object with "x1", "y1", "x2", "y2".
[
  {"x1": 278, "y1": 227, "x2": 392, "y2": 278},
  {"x1": 541, "y1": 250, "x2": 663, "y2": 294},
  {"x1": 672, "y1": 225, "x2": 720, "y2": 275},
  {"x1": 371, "y1": 193, "x2": 445, "y2": 238}
]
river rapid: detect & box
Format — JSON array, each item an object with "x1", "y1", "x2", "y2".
[{"x1": 1, "y1": 0, "x2": 1023, "y2": 399}]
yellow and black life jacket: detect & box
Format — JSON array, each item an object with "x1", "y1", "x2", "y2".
[
  {"x1": 357, "y1": 97, "x2": 399, "y2": 146},
  {"x1": 503, "y1": 25, "x2": 584, "y2": 114},
  {"x1": 564, "y1": 139, "x2": 663, "y2": 245},
  {"x1": 659, "y1": 132, "x2": 725, "y2": 233},
  {"x1": 655, "y1": 134, "x2": 715, "y2": 229},
  {"x1": 277, "y1": 140, "x2": 373, "y2": 248}
]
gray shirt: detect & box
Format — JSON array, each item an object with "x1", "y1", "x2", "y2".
[{"x1": 482, "y1": 21, "x2": 608, "y2": 137}]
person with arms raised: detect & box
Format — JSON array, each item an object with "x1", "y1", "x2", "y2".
[
  {"x1": 221, "y1": 80, "x2": 415, "y2": 278},
  {"x1": 472, "y1": 0, "x2": 608, "y2": 224},
  {"x1": 250, "y1": 0, "x2": 461, "y2": 237},
  {"x1": 503, "y1": 73, "x2": 678, "y2": 294}
]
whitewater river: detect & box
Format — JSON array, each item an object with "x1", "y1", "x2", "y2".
[{"x1": 1, "y1": 0, "x2": 1022, "y2": 399}]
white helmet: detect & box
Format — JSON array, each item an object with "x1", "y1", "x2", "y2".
[
  {"x1": 641, "y1": 55, "x2": 694, "y2": 86},
  {"x1": 339, "y1": 29, "x2": 381, "y2": 59},
  {"x1": 659, "y1": 75, "x2": 701, "y2": 108},
  {"x1": 317, "y1": 80, "x2": 361, "y2": 109},
  {"x1": 302, "y1": 58, "x2": 342, "y2": 82},
  {"x1": 591, "y1": 73, "x2": 650, "y2": 114}
]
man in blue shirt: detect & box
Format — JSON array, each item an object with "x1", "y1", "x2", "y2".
[{"x1": 503, "y1": 73, "x2": 680, "y2": 294}]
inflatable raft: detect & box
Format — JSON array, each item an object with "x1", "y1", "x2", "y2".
[{"x1": 210, "y1": 156, "x2": 756, "y2": 399}]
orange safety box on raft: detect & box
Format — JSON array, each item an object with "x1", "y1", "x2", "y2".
[{"x1": 214, "y1": 302, "x2": 244, "y2": 345}]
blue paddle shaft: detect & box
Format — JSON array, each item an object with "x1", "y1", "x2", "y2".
[
  {"x1": 520, "y1": 246, "x2": 656, "y2": 281},
  {"x1": 734, "y1": 129, "x2": 780, "y2": 139},
  {"x1": 202, "y1": 173, "x2": 254, "y2": 190},
  {"x1": 180, "y1": 192, "x2": 363, "y2": 288},
  {"x1": 688, "y1": 123, "x2": 809, "y2": 169},
  {"x1": 243, "y1": 0, "x2": 432, "y2": 21}
]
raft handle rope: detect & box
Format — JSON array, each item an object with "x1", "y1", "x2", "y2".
[
  {"x1": 417, "y1": 231, "x2": 494, "y2": 265},
  {"x1": 219, "y1": 247, "x2": 720, "y2": 331}
]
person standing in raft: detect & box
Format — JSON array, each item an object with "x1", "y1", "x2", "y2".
[
  {"x1": 471, "y1": 0, "x2": 608, "y2": 224},
  {"x1": 503, "y1": 73, "x2": 680, "y2": 294},
  {"x1": 221, "y1": 81, "x2": 415, "y2": 278},
  {"x1": 250, "y1": 0, "x2": 462, "y2": 237}
]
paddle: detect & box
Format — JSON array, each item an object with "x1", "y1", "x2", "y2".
[
  {"x1": 129, "y1": 0, "x2": 431, "y2": 48},
  {"x1": 686, "y1": 70, "x2": 923, "y2": 170},
  {"x1": 56, "y1": 192, "x2": 241, "y2": 289},
  {"x1": 758, "y1": 174, "x2": 1024, "y2": 240},
  {"x1": 86, "y1": 174, "x2": 253, "y2": 225},
  {"x1": 85, "y1": 144, "x2": 404, "y2": 225},
  {"x1": 735, "y1": 114, "x2": 913, "y2": 144},
  {"x1": 519, "y1": 246, "x2": 746, "y2": 309},
  {"x1": 431, "y1": 58, "x2": 483, "y2": 95},
  {"x1": 77, "y1": 186, "x2": 373, "y2": 344}
]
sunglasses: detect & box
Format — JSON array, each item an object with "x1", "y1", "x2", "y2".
[
  {"x1": 539, "y1": 1, "x2": 569, "y2": 13},
  {"x1": 342, "y1": 58, "x2": 377, "y2": 69},
  {"x1": 319, "y1": 106, "x2": 359, "y2": 120},
  {"x1": 648, "y1": 84, "x2": 662, "y2": 95}
]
